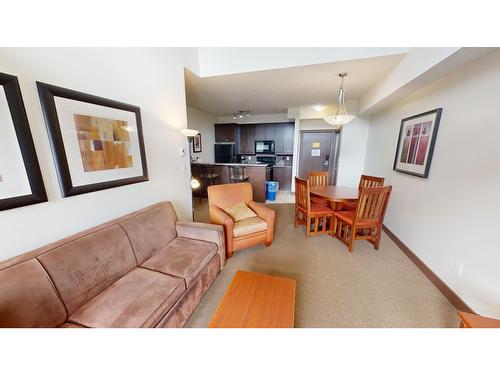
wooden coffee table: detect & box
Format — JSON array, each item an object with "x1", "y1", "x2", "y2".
[{"x1": 208, "y1": 270, "x2": 296, "y2": 328}]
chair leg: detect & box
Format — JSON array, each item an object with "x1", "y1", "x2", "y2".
[
  {"x1": 306, "y1": 216, "x2": 311, "y2": 237},
  {"x1": 374, "y1": 225, "x2": 382, "y2": 250},
  {"x1": 348, "y1": 225, "x2": 356, "y2": 252}
]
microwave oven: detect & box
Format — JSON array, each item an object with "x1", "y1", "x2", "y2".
[{"x1": 255, "y1": 140, "x2": 275, "y2": 154}]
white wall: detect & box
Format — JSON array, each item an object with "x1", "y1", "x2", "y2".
[
  {"x1": 364, "y1": 49, "x2": 500, "y2": 317},
  {"x1": 297, "y1": 118, "x2": 369, "y2": 188},
  {"x1": 187, "y1": 106, "x2": 217, "y2": 163},
  {"x1": 0, "y1": 48, "x2": 194, "y2": 261}
]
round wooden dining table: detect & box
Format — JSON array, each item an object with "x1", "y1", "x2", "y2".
[{"x1": 309, "y1": 185, "x2": 359, "y2": 203}]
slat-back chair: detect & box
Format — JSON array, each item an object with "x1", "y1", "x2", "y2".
[
  {"x1": 308, "y1": 171, "x2": 329, "y2": 206},
  {"x1": 359, "y1": 174, "x2": 385, "y2": 188},
  {"x1": 333, "y1": 185, "x2": 392, "y2": 251},
  {"x1": 295, "y1": 177, "x2": 334, "y2": 237},
  {"x1": 342, "y1": 174, "x2": 385, "y2": 210}
]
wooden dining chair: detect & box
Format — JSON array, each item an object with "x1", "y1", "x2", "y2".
[
  {"x1": 359, "y1": 174, "x2": 385, "y2": 188},
  {"x1": 308, "y1": 171, "x2": 329, "y2": 206},
  {"x1": 342, "y1": 174, "x2": 385, "y2": 210},
  {"x1": 295, "y1": 177, "x2": 334, "y2": 237},
  {"x1": 333, "y1": 185, "x2": 392, "y2": 252}
]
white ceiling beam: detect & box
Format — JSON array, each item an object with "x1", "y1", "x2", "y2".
[
  {"x1": 196, "y1": 47, "x2": 410, "y2": 77},
  {"x1": 359, "y1": 47, "x2": 495, "y2": 115}
]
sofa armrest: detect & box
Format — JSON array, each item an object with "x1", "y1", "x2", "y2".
[
  {"x1": 176, "y1": 221, "x2": 226, "y2": 269},
  {"x1": 248, "y1": 201, "x2": 275, "y2": 243}
]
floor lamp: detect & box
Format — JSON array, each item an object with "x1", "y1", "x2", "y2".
[{"x1": 180, "y1": 128, "x2": 201, "y2": 220}]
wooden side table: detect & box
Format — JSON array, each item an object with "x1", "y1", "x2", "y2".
[{"x1": 458, "y1": 311, "x2": 500, "y2": 328}]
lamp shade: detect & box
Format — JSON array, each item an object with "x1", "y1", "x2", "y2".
[
  {"x1": 323, "y1": 73, "x2": 355, "y2": 127},
  {"x1": 180, "y1": 128, "x2": 199, "y2": 137},
  {"x1": 324, "y1": 114, "x2": 356, "y2": 126},
  {"x1": 190, "y1": 177, "x2": 200, "y2": 189}
]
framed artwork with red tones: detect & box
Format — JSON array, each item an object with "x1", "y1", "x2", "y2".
[
  {"x1": 37, "y1": 82, "x2": 148, "y2": 197},
  {"x1": 393, "y1": 108, "x2": 442, "y2": 178}
]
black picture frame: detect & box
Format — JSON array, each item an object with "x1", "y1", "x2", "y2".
[
  {"x1": 393, "y1": 108, "x2": 442, "y2": 178},
  {"x1": 37, "y1": 82, "x2": 148, "y2": 197},
  {"x1": 0, "y1": 72, "x2": 47, "y2": 211},
  {"x1": 193, "y1": 133, "x2": 202, "y2": 153}
]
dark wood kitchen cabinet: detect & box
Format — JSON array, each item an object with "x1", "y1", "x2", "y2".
[
  {"x1": 255, "y1": 124, "x2": 266, "y2": 141},
  {"x1": 215, "y1": 123, "x2": 237, "y2": 143},
  {"x1": 232, "y1": 121, "x2": 295, "y2": 156},
  {"x1": 283, "y1": 122, "x2": 295, "y2": 154},
  {"x1": 238, "y1": 125, "x2": 255, "y2": 154},
  {"x1": 275, "y1": 122, "x2": 295, "y2": 154},
  {"x1": 273, "y1": 166, "x2": 293, "y2": 190}
]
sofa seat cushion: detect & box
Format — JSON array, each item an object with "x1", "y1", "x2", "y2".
[
  {"x1": 233, "y1": 217, "x2": 268, "y2": 238},
  {"x1": 140, "y1": 237, "x2": 217, "y2": 288},
  {"x1": 69, "y1": 268, "x2": 185, "y2": 328}
]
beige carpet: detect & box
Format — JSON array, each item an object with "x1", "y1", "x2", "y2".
[{"x1": 186, "y1": 200, "x2": 459, "y2": 328}]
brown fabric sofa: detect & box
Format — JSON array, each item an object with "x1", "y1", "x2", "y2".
[{"x1": 0, "y1": 201, "x2": 225, "y2": 328}]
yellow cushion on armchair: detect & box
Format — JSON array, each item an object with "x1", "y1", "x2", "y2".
[{"x1": 223, "y1": 201, "x2": 257, "y2": 222}]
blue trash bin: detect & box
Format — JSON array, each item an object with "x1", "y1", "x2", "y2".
[{"x1": 267, "y1": 181, "x2": 279, "y2": 201}]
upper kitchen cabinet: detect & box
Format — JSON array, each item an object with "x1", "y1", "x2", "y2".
[
  {"x1": 255, "y1": 124, "x2": 266, "y2": 140},
  {"x1": 275, "y1": 122, "x2": 295, "y2": 154},
  {"x1": 215, "y1": 123, "x2": 237, "y2": 143},
  {"x1": 238, "y1": 125, "x2": 255, "y2": 154}
]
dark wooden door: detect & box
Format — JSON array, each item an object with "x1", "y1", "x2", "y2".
[{"x1": 298, "y1": 131, "x2": 336, "y2": 184}]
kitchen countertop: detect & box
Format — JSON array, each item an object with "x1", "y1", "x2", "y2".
[{"x1": 191, "y1": 161, "x2": 268, "y2": 167}]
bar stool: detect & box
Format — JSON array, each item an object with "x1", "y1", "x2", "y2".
[
  {"x1": 228, "y1": 165, "x2": 249, "y2": 183},
  {"x1": 200, "y1": 165, "x2": 220, "y2": 196}
]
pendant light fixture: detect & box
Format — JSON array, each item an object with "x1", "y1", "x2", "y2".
[{"x1": 324, "y1": 72, "x2": 355, "y2": 126}]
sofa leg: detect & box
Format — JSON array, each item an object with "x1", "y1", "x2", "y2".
[{"x1": 265, "y1": 241, "x2": 272, "y2": 247}]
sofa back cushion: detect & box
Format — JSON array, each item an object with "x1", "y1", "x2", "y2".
[
  {"x1": 0, "y1": 259, "x2": 67, "y2": 327},
  {"x1": 120, "y1": 202, "x2": 178, "y2": 264},
  {"x1": 38, "y1": 225, "x2": 136, "y2": 315}
]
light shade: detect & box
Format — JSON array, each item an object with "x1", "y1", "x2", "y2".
[
  {"x1": 324, "y1": 114, "x2": 356, "y2": 126},
  {"x1": 190, "y1": 177, "x2": 200, "y2": 189},
  {"x1": 324, "y1": 73, "x2": 356, "y2": 127},
  {"x1": 180, "y1": 128, "x2": 199, "y2": 137}
]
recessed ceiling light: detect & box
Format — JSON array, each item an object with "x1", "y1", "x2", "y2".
[{"x1": 313, "y1": 105, "x2": 327, "y2": 112}]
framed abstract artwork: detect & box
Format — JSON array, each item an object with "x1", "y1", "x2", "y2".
[
  {"x1": 193, "y1": 133, "x2": 202, "y2": 153},
  {"x1": 393, "y1": 108, "x2": 442, "y2": 178},
  {"x1": 0, "y1": 72, "x2": 47, "y2": 211},
  {"x1": 37, "y1": 82, "x2": 148, "y2": 197}
]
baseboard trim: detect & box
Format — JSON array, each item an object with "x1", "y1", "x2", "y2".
[{"x1": 383, "y1": 225, "x2": 474, "y2": 314}]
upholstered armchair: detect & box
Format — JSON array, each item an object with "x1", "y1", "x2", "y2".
[{"x1": 207, "y1": 183, "x2": 275, "y2": 257}]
